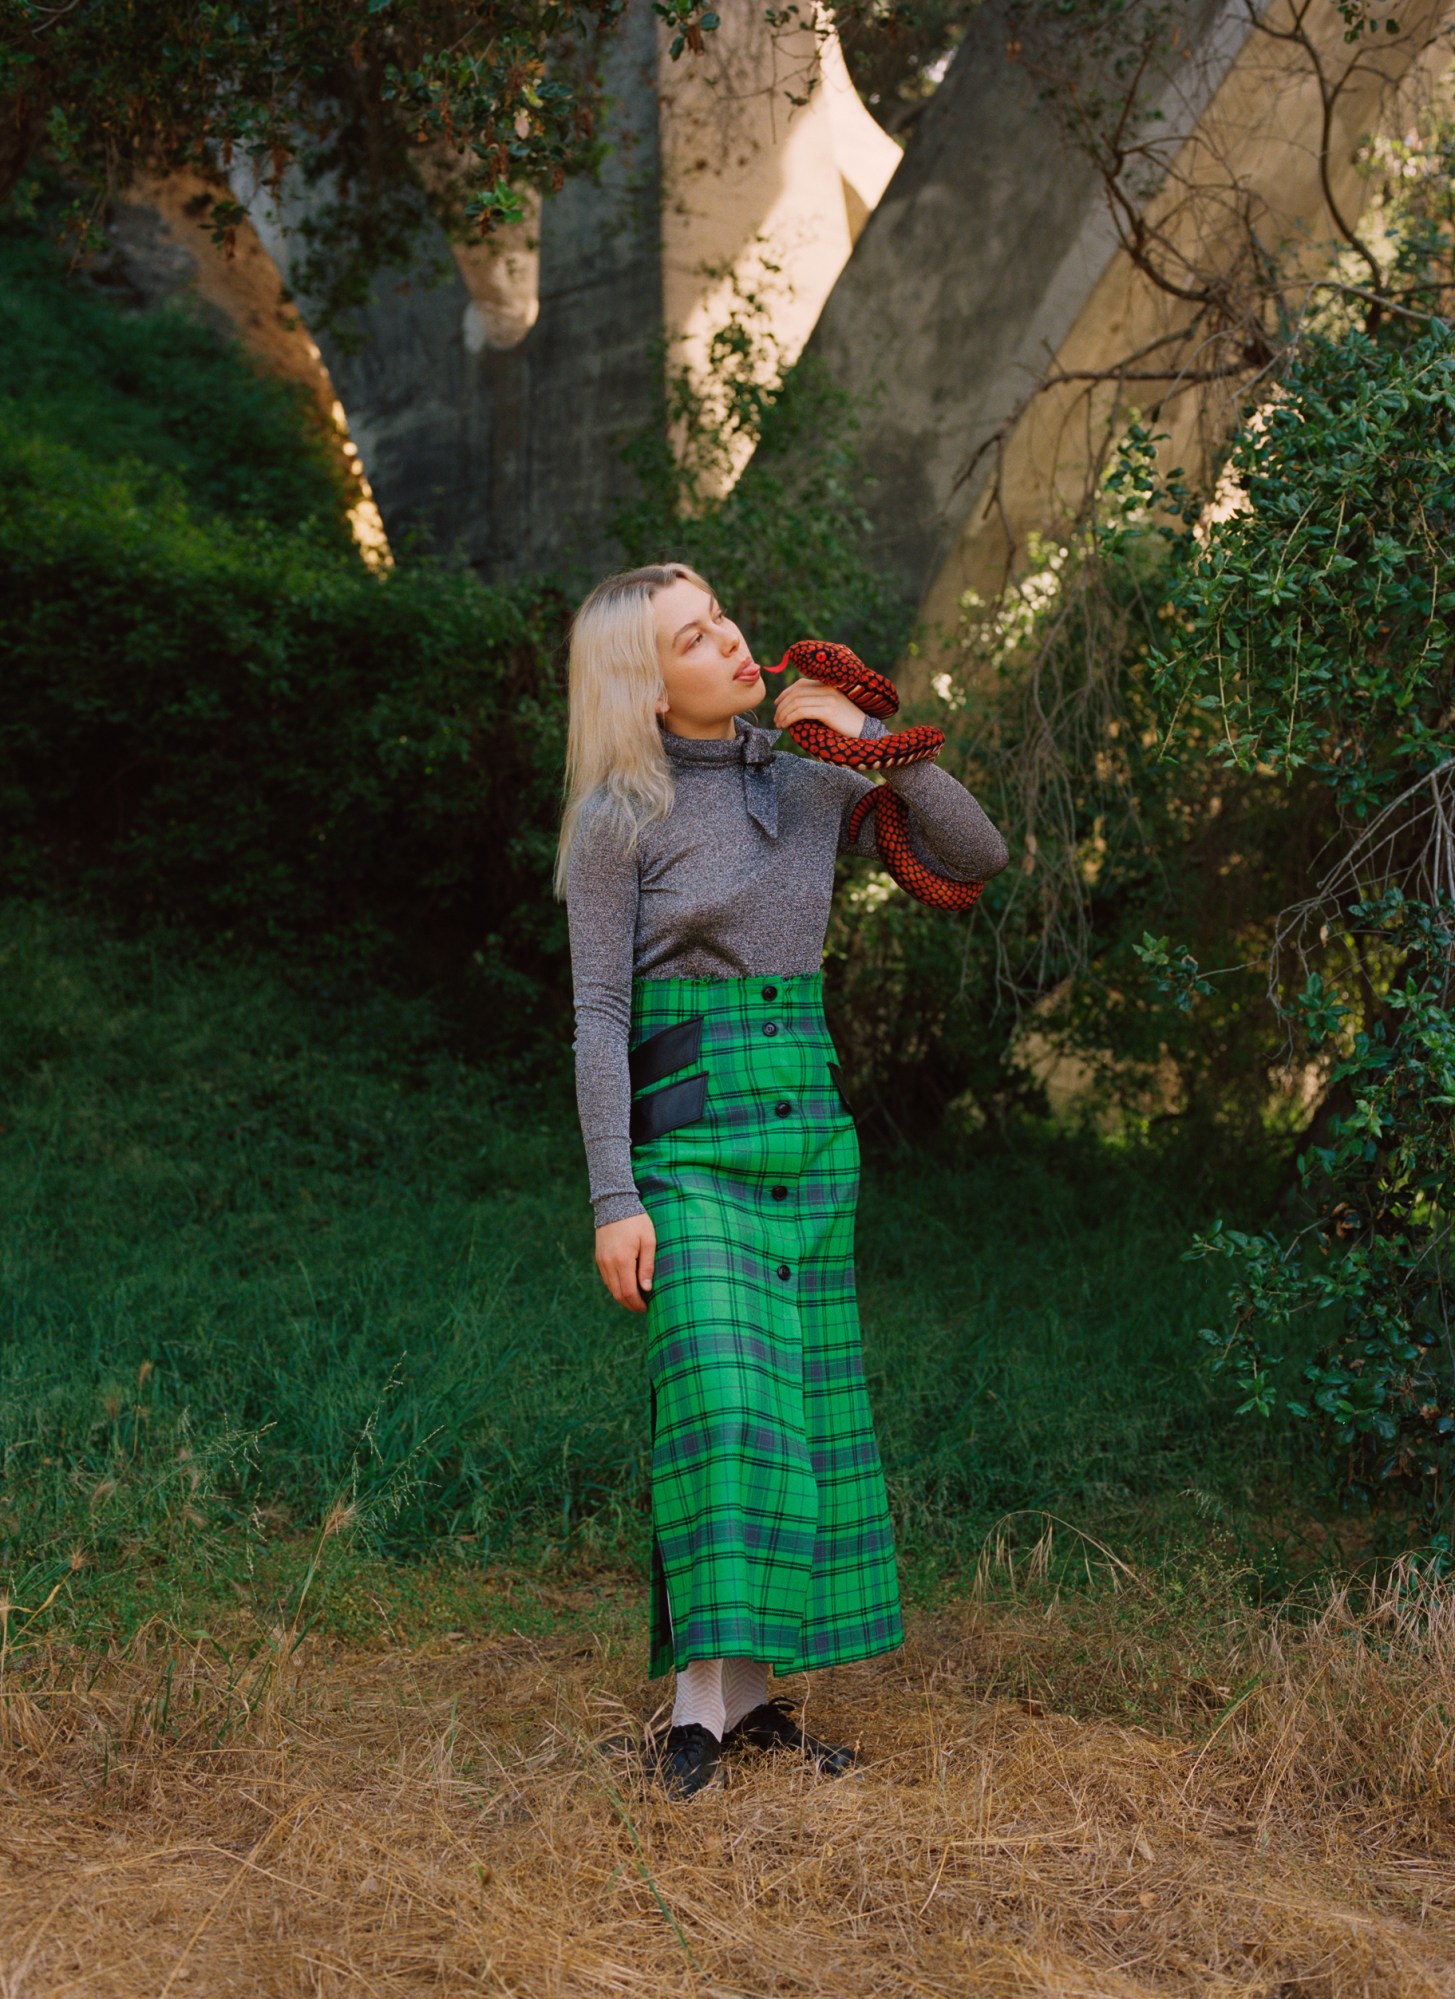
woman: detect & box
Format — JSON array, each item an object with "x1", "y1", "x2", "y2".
[{"x1": 555, "y1": 562, "x2": 1009, "y2": 1799}]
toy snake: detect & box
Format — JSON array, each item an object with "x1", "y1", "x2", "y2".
[{"x1": 761, "y1": 640, "x2": 986, "y2": 912}]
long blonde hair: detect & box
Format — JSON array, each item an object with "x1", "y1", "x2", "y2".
[{"x1": 552, "y1": 561, "x2": 713, "y2": 899}]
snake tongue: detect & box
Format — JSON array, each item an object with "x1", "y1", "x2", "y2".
[{"x1": 760, "y1": 655, "x2": 790, "y2": 675}]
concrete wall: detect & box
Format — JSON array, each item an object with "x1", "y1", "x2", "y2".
[
  {"x1": 108, "y1": 0, "x2": 1448, "y2": 638},
  {"x1": 122, "y1": 3, "x2": 901, "y2": 582},
  {"x1": 658, "y1": 5, "x2": 901, "y2": 494},
  {"x1": 794, "y1": 0, "x2": 1247, "y2": 660},
  {"x1": 786, "y1": 0, "x2": 1454, "y2": 690},
  {"x1": 911, "y1": 0, "x2": 1455, "y2": 674},
  {"x1": 230, "y1": 0, "x2": 663, "y2": 587}
]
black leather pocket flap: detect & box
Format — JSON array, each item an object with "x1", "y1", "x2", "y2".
[
  {"x1": 827, "y1": 1061, "x2": 856, "y2": 1119},
  {"x1": 630, "y1": 1071, "x2": 708, "y2": 1147},
  {"x1": 628, "y1": 1014, "x2": 705, "y2": 1092}
]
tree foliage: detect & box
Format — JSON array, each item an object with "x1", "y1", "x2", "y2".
[
  {"x1": 1193, "y1": 890, "x2": 1455, "y2": 1525},
  {"x1": 0, "y1": 0, "x2": 965, "y2": 327},
  {"x1": 1, "y1": 0, "x2": 707, "y2": 323},
  {"x1": 927, "y1": 78, "x2": 1455, "y2": 1531},
  {"x1": 1144, "y1": 324, "x2": 1455, "y2": 1529}
]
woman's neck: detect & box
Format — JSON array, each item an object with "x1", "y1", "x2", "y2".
[{"x1": 660, "y1": 717, "x2": 737, "y2": 742}]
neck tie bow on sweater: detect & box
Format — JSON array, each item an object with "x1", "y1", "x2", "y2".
[
  {"x1": 740, "y1": 721, "x2": 782, "y2": 839},
  {"x1": 659, "y1": 715, "x2": 783, "y2": 840}
]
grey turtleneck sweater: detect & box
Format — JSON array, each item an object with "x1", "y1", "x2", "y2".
[{"x1": 565, "y1": 709, "x2": 1010, "y2": 1227}]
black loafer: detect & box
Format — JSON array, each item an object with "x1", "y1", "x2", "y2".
[
  {"x1": 722, "y1": 1696, "x2": 858, "y2": 1775},
  {"x1": 645, "y1": 1722, "x2": 723, "y2": 1799}
]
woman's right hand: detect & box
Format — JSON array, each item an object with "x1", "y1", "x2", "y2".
[{"x1": 594, "y1": 1212, "x2": 657, "y2": 1312}]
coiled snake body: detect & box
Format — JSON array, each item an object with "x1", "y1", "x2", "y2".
[{"x1": 762, "y1": 640, "x2": 985, "y2": 913}]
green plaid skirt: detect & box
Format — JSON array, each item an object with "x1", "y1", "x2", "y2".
[{"x1": 628, "y1": 967, "x2": 904, "y2": 1679}]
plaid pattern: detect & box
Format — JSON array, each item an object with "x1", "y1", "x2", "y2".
[{"x1": 629, "y1": 968, "x2": 904, "y2": 1679}]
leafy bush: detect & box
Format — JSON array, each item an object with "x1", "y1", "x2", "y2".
[
  {"x1": 1135, "y1": 322, "x2": 1455, "y2": 1530},
  {"x1": 0, "y1": 416, "x2": 571, "y2": 1054},
  {"x1": 1098, "y1": 328, "x2": 1455, "y2": 1533},
  {"x1": 1192, "y1": 891, "x2": 1455, "y2": 1520}
]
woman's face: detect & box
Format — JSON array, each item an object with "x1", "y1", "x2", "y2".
[{"x1": 651, "y1": 578, "x2": 762, "y2": 737}]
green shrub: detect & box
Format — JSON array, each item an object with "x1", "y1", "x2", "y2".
[
  {"x1": 0, "y1": 416, "x2": 572, "y2": 1057},
  {"x1": 1109, "y1": 334, "x2": 1455, "y2": 1531},
  {"x1": 1191, "y1": 890, "x2": 1455, "y2": 1525}
]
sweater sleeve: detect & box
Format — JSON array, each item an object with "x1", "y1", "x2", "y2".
[
  {"x1": 564, "y1": 795, "x2": 648, "y2": 1228},
  {"x1": 835, "y1": 713, "x2": 1011, "y2": 879}
]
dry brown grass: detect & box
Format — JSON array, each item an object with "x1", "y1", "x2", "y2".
[{"x1": 4, "y1": 1544, "x2": 1455, "y2": 1998}]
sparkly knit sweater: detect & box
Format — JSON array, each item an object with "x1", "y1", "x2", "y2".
[{"x1": 564, "y1": 710, "x2": 1010, "y2": 1227}]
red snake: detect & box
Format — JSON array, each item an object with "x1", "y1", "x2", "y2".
[{"x1": 760, "y1": 640, "x2": 986, "y2": 913}]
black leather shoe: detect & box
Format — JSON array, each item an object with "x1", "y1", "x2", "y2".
[
  {"x1": 646, "y1": 1722, "x2": 723, "y2": 1799},
  {"x1": 722, "y1": 1696, "x2": 858, "y2": 1775}
]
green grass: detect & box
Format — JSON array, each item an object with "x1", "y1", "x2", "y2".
[
  {"x1": 1, "y1": 901, "x2": 1334, "y2": 1648},
  {"x1": 0, "y1": 198, "x2": 351, "y2": 538}
]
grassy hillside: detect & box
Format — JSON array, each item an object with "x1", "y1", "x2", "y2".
[
  {"x1": 1, "y1": 902, "x2": 1334, "y2": 1646},
  {"x1": 0, "y1": 206, "x2": 352, "y2": 537}
]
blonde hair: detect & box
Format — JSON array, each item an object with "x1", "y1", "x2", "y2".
[{"x1": 552, "y1": 561, "x2": 713, "y2": 899}]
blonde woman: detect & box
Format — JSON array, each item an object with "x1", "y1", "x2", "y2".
[{"x1": 556, "y1": 562, "x2": 1009, "y2": 1799}]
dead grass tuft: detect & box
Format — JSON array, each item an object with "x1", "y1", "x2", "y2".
[{"x1": 3, "y1": 1546, "x2": 1455, "y2": 1996}]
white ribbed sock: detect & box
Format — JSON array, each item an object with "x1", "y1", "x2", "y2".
[
  {"x1": 723, "y1": 1656, "x2": 770, "y2": 1733},
  {"x1": 669, "y1": 1658, "x2": 771, "y2": 1739},
  {"x1": 669, "y1": 1658, "x2": 727, "y2": 1737}
]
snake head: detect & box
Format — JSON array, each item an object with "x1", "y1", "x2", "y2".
[
  {"x1": 769, "y1": 639, "x2": 868, "y2": 679},
  {"x1": 767, "y1": 638, "x2": 899, "y2": 721}
]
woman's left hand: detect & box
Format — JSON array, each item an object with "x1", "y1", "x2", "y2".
[{"x1": 772, "y1": 675, "x2": 865, "y2": 739}]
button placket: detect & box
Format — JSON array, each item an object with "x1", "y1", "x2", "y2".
[{"x1": 758, "y1": 985, "x2": 797, "y2": 1286}]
